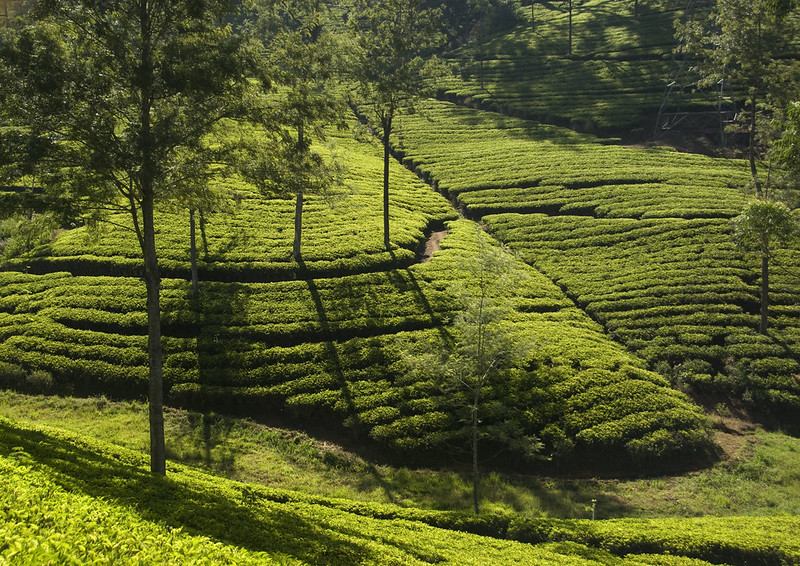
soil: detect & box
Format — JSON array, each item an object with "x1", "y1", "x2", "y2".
[
  {"x1": 420, "y1": 230, "x2": 448, "y2": 263},
  {"x1": 712, "y1": 415, "x2": 759, "y2": 462}
]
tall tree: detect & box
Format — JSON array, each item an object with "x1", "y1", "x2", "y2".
[
  {"x1": 254, "y1": 0, "x2": 345, "y2": 261},
  {"x1": 349, "y1": 0, "x2": 447, "y2": 250},
  {"x1": 677, "y1": 0, "x2": 799, "y2": 195},
  {"x1": 0, "y1": 0, "x2": 268, "y2": 475},
  {"x1": 732, "y1": 200, "x2": 797, "y2": 334},
  {"x1": 399, "y1": 227, "x2": 540, "y2": 513}
]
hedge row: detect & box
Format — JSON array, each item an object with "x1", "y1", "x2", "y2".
[
  {"x1": 9, "y1": 127, "x2": 456, "y2": 281},
  {"x1": 3, "y1": 416, "x2": 797, "y2": 566},
  {"x1": 0, "y1": 220, "x2": 713, "y2": 470}
]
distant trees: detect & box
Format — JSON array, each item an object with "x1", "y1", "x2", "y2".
[
  {"x1": 349, "y1": 0, "x2": 448, "y2": 249},
  {"x1": 677, "y1": 0, "x2": 800, "y2": 195},
  {"x1": 0, "y1": 0, "x2": 269, "y2": 475}
]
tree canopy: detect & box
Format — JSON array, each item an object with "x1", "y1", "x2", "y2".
[{"x1": 0, "y1": 0, "x2": 269, "y2": 474}]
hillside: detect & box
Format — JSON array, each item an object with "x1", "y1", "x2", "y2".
[
  {"x1": 440, "y1": 0, "x2": 688, "y2": 131},
  {"x1": 2, "y1": 0, "x2": 799, "y2": 470},
  {"x1": 2, "y1": 1, "x2": 800, "y2": 563},
  {"x1": 392, "y1": 99, "x2": 800, "y2": 430}
]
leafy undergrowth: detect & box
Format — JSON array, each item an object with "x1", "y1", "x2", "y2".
[{"x1": 1, "y1": 413, "x2": 798, "y2": 566}]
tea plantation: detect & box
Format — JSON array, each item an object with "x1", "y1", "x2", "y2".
[
  {"x1": 392, "y1": 99, "x2": 800, "y2": 429},
  {"x1": 3, "y1": 1, "x2": 800, "y2": 563},
  {"x1": 3, "y1": 416, "x2": 799, "y2": 565}
]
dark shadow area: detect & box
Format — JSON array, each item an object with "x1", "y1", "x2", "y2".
[
  {"x1": 298, "y1": 257, "x2": 401, "y2": 505},
  {"x1": 446, "y1": 1, "x2": 685, "y2": 134}
]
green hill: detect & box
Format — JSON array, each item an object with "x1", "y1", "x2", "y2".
[
  {"x1": 393, "y1": 99, "x2": 800, "y2": 430},
  {"x1": 3, "y1": 1, "x2": 800, "y2": 563}
]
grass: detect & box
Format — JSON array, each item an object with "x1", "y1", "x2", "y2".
[{"x1": 3, "y1": 390, "x2": 799, "y2": 520}]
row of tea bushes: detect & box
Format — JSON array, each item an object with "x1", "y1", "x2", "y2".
[
  {"x1": 8, "y1": 129, "x2": 456, "y2": 281},
  {"x1": 3, "y1": 416, "x2": 797, "y2": 565},
  {"x1": 392, "y1": 100, "x2": 800, "y2": 427},
  {"x1": 0, "y1": 221, "x2": 713, "y2": 469}
]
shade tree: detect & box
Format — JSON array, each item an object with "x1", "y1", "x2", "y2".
[
  {"x1": 398, "y1": 226, "x2": 541, "y2": 513},
  {"x1": 252, "y1": 0, "x2": 347, "y2": 261},
  {"x1": 348, "y1": 0, "x2": 449, "y2": 250},
  {"x1": 0, "y1": 0, "x2": 270, "y2": 474},
  {"x1": 677, "y1": 0, "x2": 800, "y2": 195},
  {"x1": 732, "y1": 199, "x2": 797, "y2": 334}
]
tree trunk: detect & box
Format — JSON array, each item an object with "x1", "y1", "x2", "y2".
[
  {"x1": 479, "y1": 42, "x2": 484, "y2": 90},
  {"x1": 143, "y1": 194, "x2": 166, "y2": 475},
  {"x1": 749, "y1": 93, "x2": 761, "y2": 196},
  {"x1": 294, "y1": 191, "x2": 303, "y2": 260},
  {"x1": 760, "y1": 253, "x2": 769, "y2": 334},
  {"x1": 294, "y1": 124, "x2": 304, "y2": 261},
  {"x1": 634, "y1": 0, "x2": 639, "y2": 19},
  {"x1": 568, "y1": 0, "x2": 573, "y2": 56},
  {"x1": 382, "y1": 115, "x2": 392, "y2": 250},
  {"x1": 531, "y1": 1, "x2": 535, "y2": 31},
  {"x1": 199, "y1": 208, "x2": 209, "y2": 261},
  {"x1": 472, "y1": 387, "x2": 480, "y2": 514},
  {"x1": 189, "y1": 208, "x2": 199, "y2": 296},
  {"x1": 140, "y1": 0, "x2": 166, "y2": 476}
]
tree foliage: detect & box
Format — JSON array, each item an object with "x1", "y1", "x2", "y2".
[
  {"x1": 252, "y1": 0, "x2": 347, "y2": 260},
  {"x1": 676, "y1": 0, "x2": 800, "y2": 194},
  {"x1": 349, "y1": 0, "x2": 448, "y2": 249},
  {"x1": 399, "y1": 227, "x2": 541, "y2": 513},
  {"x1": 732, "y1": 199, "x2": 797, "y2": 333},
  {"x1": 0, "y1": 0, "x2": 268, "y2": 474}
]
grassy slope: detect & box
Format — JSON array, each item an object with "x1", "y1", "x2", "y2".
[
  {"x1": 3, "y1": 391, "x2": 800, "y2": 519},
  {"x1": 2, "y1": 412, "x2": 799, "y2": 566}
]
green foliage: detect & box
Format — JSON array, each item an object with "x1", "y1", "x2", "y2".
[
  {"x1": 731, "y1": 200, "x2": 797, "y2": 257},
  {"x1": 5, "y1": 129, "x2": 455, "y2": 278},
  {"x1": 349, "y1": 0, "x2": 446, "y2": 128},
  {"x1": 0, "y1": 218, "x2": 712, "y2": 469}
]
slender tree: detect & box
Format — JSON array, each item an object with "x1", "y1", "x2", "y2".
[
  {"x1": 399, "y1": 227, "x2": 540, "y2": 513},
  {"x1": 732, "y1": 200, "x2": 797, "y2": 334},
  {"x1": 349, "y1": 0, "x2": 447, "y2": 250},
  {"x1": 0, "y1": 0, "x2": 268, "y2": 474},
  {"x1": 254, "y1": 0, "x2": 346, "y2": 261}
]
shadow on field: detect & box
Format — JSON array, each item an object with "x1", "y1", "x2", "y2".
[
  {"x1": 0, "y1": 418, "x2": 384, "y2": 564},
  {"x1": 301, "y1": 259, "x2": 402, "y2": 505}
]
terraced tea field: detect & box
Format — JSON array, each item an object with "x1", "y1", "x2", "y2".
[
  {"x1": 0, "y1": 115, "x2": 713, "y2": 469},
  {"x1": 3, "y1": 415, "x2": 799, "y2": 565},
  {"x1": 393, "y1": 99, "x2": 800, "y2": 428}
]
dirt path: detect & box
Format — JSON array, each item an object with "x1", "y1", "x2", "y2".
[{"x1": 420, "y1": 230, "x2": 448, "y2": 263}]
